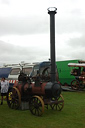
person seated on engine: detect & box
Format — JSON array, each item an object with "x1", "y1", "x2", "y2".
[
  {"x1": 18, "y1": 71, "x2": 27, "y2": 82},
  {"x1": 18, "y1": 71, "x2": 31, "y2": 97},
  {"x1": 18, "y1": 71, "x2": 31, "y2": 84}
]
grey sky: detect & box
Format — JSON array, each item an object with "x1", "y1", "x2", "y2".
[{"x1": 0, "y1": 0, "x2": 85, "y2": 65}]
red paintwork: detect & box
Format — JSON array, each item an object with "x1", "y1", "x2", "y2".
[
  {"x1": 13, "y1": 82, "x2": 47, "y2": 96},
  {"x1": 31, "y1": 82, "x2": 47, "y2": 95}
]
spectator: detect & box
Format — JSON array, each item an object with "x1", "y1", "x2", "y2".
[{"x1": 0, "y1": 77, "x2": 9, "y2": 105}]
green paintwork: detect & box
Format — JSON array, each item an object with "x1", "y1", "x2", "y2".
[{"x1": 56, "y1": 60, "x2": 79, "y2": 85}]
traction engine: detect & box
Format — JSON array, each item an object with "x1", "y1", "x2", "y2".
[{"x1": 7, "y1": 7, "x2": 64, "y2": 116}]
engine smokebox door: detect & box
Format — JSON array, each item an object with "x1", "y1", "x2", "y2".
[{"x1": 45, "y1": 82, "x2": 61, "y2": 98}]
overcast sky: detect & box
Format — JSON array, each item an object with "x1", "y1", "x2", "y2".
[{"x1": 0, "y1": 0, "x2": 85, "y2": 66}]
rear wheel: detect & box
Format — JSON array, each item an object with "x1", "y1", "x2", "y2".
[
  {"x1": 7, "y1": 87, "x2": 21, "y2": 109},
  {"x1": 50, "y1": 94, "x2": 64, "y2": 111},
  {"x1": 71, "y1": 80, "x2": 80, "y2": 90}
]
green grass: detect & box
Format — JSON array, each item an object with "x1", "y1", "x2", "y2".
[{"x1": 0, "y1": 91, "x2": 85, "y2": 128}]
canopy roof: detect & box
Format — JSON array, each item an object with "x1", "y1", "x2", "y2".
[{"x1": 68, "y1": 63, "x2": 85, "y2": 67}]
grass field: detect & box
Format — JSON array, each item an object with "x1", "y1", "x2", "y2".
[{"x1": 0, "y1": 91, "x2": 85, "y2": 128}]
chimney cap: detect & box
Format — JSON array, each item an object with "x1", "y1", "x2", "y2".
[{"x1": 47, "y1": 7, "x2": 57, "y2": 14}]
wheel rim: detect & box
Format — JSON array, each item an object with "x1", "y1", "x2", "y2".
[
  {"x1": 71, "y1": 80, "x2": 79, "y2": 90},
  {"x1": 29, "y1": 95, "x2": 44, "y2": 116},
  {"x1": 50, "y1": 94, "x2": 64, "y2": 111},
  {"x1": 7, "y1": 87, "x2": 21, "y2": 109}
]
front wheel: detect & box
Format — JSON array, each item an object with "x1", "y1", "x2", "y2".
[{"x1": 29, "y1": 95, "x2": 44, "y2": 116}]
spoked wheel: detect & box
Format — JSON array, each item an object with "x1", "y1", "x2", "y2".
[
  {"x1": 29, "y1": 95, "x2": 44, "y2": 116},
  {"x1": 50, "y1": 94, "x2": 64, "y2": 111},
  {"x1": 7, "y1": 87, "x2": 21, "y2": 109},
  {"x1": 71, "y1": 80, "x2": 80, "y2": 90}
]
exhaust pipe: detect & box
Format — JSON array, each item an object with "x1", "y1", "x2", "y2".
[{"x1": 47, "y1": 7, "x2": 57, "y2": 82}]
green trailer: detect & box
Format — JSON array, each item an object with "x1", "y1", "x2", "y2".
[{"x1": 56, "y1": 60, "x2": 79, "y2": 86}]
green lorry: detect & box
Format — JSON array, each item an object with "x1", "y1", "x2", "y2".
[{"x1": 56, "y1": 60, "x2": 79, "y2": 86}]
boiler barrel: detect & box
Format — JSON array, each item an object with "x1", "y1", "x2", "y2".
[{"x1": 29, "y1": 82, "x2": 61, "y2": 98}]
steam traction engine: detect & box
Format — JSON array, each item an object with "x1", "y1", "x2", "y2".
[{"x1": 7, "y1": 7, "x2": 64, "y2": 116}]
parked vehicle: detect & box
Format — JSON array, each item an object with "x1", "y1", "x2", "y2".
[
  {"x1": 7, "y1": 62, "x2": 64, "y2": 116},
  {"x1": 8, "y1": 63, "x2": 34, "y2": 86},
  {"x1": 6, "y1": 8, "x2": 64, "y2": 116},
  {"x1": 56, "y1": 59, "x2": 79, "y2": 86},
  {"x1": 0, "y1": 67, "x2": 12, "y2": 79},
  {"x1": 0, "y1": 63, "x2": 34, "y2": 87},
  {"x1": 68, "y1": 63, "x2": 85, "y2": 90},
  {"x1": 30, "y1": 61, "x2": 59, "y2": 82}
]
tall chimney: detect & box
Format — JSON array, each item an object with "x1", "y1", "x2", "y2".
[{"x1": 47, "y1": 7, "x2": 57, "y2": 82}]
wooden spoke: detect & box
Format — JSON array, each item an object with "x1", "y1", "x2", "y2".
[
  {"x1": 71, "y1": 80, "x2": 80, "y2": 90},
  {"x1": 7, "y1": 87, "x2": 21, "y2": 109},
  {"x1": 29, "y1": 95, "x2": 44, "y2": 116},
  {"x1": 50, "y1": 94, "x2": 64, "y2": 111}
]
